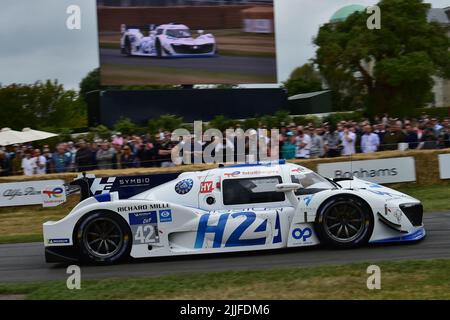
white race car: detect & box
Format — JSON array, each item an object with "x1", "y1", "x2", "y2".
[
  {"x1": 43, "y1": 161, "x2": 425, "y2": 264},
  {"x1": 120, "y1": 23, "x2": 217, "y2": 58}
]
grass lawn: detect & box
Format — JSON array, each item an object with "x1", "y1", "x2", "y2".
[
  {"x1": 0, "y1": 259, "x2": 449, "y2": 299},
  {"x1": 395, "y1": 182, "x2": 450, "y2": 212},
  {"x1": 0, "y1": 183, "x2": 449, "y2": 245},
  {"x1": 100, "y1": 63, "x2": 276, "y2": 86},
  {"x1": 0, "y1": 197, "x2": 77, "y2": 244}
]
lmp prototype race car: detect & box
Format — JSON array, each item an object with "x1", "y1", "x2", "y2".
[
  {"x1": 120, "y1": 23, "x2": 217, "y2": 58},
  {"x1": 43, "y1": 161, "x2": 425, "y2": 265}
]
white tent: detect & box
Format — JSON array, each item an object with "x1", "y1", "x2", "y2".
[
  {"x1": 20, "y1": 128, "x2": 58, "y2": 142},
  {"x1": 0, "y1": 128, "x2": 29, "y2": 146},
  {"x1": 0, "y1": 127, "x2": 58, "y2": 146}
]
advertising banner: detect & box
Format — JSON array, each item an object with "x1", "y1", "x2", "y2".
[
  {"x1": 317, "y1": 157, "x2": 416, "y2": 184},
  {"x1": 438, "y1": 154, "x2": 450, "y2": 179},
  {"x1": 0, "y1": 180, "x2": 65, "y2": 207}
]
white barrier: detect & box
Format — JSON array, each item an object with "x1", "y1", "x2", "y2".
[
  {"x1": 439, "y1": 154, "x2": 450, "y2": 180},
  {"x1": 317, "y1": 157, "x2": 417, "y2": 184},
  {"x1": 0, "y1": 180, "x2": 65, "y2": 207}
]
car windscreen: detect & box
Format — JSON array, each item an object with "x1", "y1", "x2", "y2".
[
  {"x1": 166, "y1": 29, "x2": 192, "y2": 38},
  {"x1": 223, "y1": 176, "x2": 285, "y2": 205},
  {"x1": 291, "y1": 172, "x2": 334, "y2": 195}
]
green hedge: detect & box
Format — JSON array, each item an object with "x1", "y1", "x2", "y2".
[{"x1": 412, "y1": 107, "x2": 450, "y2": 118}]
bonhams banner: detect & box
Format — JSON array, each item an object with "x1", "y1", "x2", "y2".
[
  {"x1": 317, "y1": 157, "x2": 416, "y2": 184},
  {"x1": 0, "y1": 180, "x2": 65, "y2": 207},
  {"x1": 439, "y1": 154, "x2": 450, "y2": 179}
]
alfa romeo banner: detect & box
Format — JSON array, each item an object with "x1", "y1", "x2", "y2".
[{"x1": 0, "y1": 180, "x2": 65, "y2": 207}]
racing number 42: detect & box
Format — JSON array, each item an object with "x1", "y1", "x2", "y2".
[{"x1": 134, "y1": 225, "x2": 156, "y2": 244}]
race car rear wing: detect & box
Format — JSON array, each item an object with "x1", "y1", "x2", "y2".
[{"x1": 120, "y1": 24, "x2": 157, "y2": 33}]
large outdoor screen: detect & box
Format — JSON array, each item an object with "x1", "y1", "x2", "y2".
[{"x1": 97, "y1": 0, "x2": 277, "y2": 85}]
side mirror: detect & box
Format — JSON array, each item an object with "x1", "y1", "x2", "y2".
[
  {"x1": 276, "y1": 183, "x2": 301, "y2": 206},
  {"x1": 276, "y1": 183, "x2": 301, "y2": 192},
  {"x1": 198, "y1": 30, "x2": 204, "y2": 35}
]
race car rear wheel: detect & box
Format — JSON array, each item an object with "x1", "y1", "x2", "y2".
[
  {"x1": 315, "y1": 196, "x2": 373, "y2": 248},
  {"x1": 155, "y1": 40, "x2": 162, "y2": 58},
  {"x1": 123, "y1": 36, "x2": 132, "y2": 56},
  {"x1": 76, "y1": 212, "x2": 131, "y2": 264}
]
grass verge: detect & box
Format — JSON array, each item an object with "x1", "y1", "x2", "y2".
[
  {"x1": 395, "y1": 182, "x2": 450, "y2": 212},
  {"x1": 0, "y1": 259, "x2": 449, "y2": 299},
  {"x1": 100, "y1": 63, "x2": 276, "y2": 85}
]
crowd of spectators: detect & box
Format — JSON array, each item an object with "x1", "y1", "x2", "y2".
[
  {"x1": 280, "y1": 115, "x2": 450, "y2": 160},
  {"x1": 0, "y1": 114, "x2": 449, "y2": 176}
]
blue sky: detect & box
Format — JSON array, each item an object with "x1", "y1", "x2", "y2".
[{"x1": 0, "y1": 0, "x2": 448, "y2": 89}]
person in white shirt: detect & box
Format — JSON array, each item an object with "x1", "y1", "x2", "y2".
[
  {"x1": 32, "y1": 149, "x2": 47, "y2": 175},
  {"x1": 295, "y1": 129, "x2": 311, "y2": 159},
  {"x1": 361, "y1": 125, "x2": 380, "y2": 153},
  {"x1": 341, "y1": 126, "x2": 356, "y2": 155},
  {"x1": 21, "y1": 150, "x2": 35, "y2": 176}
]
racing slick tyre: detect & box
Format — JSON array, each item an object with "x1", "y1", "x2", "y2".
[
  {"x1": 123, "y1": 37, "x2": 132, "y2": 56},
  {"x1": 315, "y1": 196, "x2": 374, "y2": 248},
  {"x1": 155, "y1": 40, "x2": 162, "y2": 58},
  {"x1": 76, "y1": 212, "x2": 132, "y2": 265}
]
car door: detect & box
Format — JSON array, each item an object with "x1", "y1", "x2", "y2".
[{"x1": 195, "y1": 175, "x2": 291, "y2": 250}]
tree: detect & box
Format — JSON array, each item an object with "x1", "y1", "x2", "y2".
[
  {"x1": 0, "y1": 80, "x2": 86, "y2": 130},
  {"x1": 114, "y1": 118, "x2": 139, "y2": 136},
  {"x1": 147, "y1": 114, "x2": 184, "y2": 134},
  {"x1": 79, "y1": 68, "x2": 100, "y2": 102},
  {"x1": 314, "y1": 0, "x2": 450, "y2": 116},
  {"x1": 282, "y1": 63, "x2": 322, "y2": 97}
]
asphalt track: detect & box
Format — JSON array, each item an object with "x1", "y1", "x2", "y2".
[
  {"x1": 100, "y1": 48, "x2": 277, "y2": 76},
  {"x1": 0, "y1": 212, "x2": 449, "y2": 283}
]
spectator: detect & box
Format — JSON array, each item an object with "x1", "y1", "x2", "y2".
[
  {"x1": 295, "y1": 128, "x2": 311, "y2": 159},
  {"x1": 156, "y1": 133, "x2": 176, "y2": 167},
  {"x1": 42, "y1": 146, "x2": 53, "y2": 173},
  {"x1": 67, "y1": 141, "x2": 77, "y2": 171},
  {"x1": 361, "y1": 125, "x2": 380, "y2": 153},
  {"x1": 96, "y1": 141, "x2": 115, "y2": 170},
  {"x1": 382, "y1": 123, "x2": 406, "y2": 150},
  {"x1": 11, "y1": 149, "x2": 23, "y2": 175},
  {"x1": 419, "y1": 127, "x2": 438, "y2": 149},
  {"x1": 341, "y1": 125, "x2": 356, "y2": 156},
  {"x1": 404, "y1": 124, "x2": 419, "y2": 149},
  {"x1": 75, "y1": 140, "x2": 94, "y2": 172},
  {"x1": 323, "y1": 124, "x2": 342, "y2": 157},
  {"x1": 112, "y1": 143, "x2": 123, "y2": 169},
  {"x1": 0, "y1": 150, "x2": 11, "y2": 176},
  {"x1": 52, "y1": 143, "x2": 71, "y2": 173},
  {"x1": 32, "y1": 149, "x2": 47, "y2": 175},
  {"x1": 121, "y1": 145, "x2": 136, "y2": 168},
  {"x1": 438, "y1": 118, "x2": 450, "y2": 148},
  {"x1": 374, "y1": 123, "x2": 386, "y2": 142},
  {"x1": 309, "y1": 127, "x2": 325, "y2": 159},
  {"x1": 112, "y1": 132, "x2": 124, "y2": 146},
  {"x1": 21, "y1": 150, "x2": 35, "y2": 176},
  {"x1": 281, "y1": 132, "x2": 296, "y2": 160},
  {"x1": 431, "y1": 118, "x2": 443, "y2": 136}
]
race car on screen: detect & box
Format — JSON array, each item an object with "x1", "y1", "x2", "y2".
[
  {"x1": 43, "y1": 161, "x2": 425, "y2": 264},
  {"x1": 120, "y1": 23, "x2": 217, "y2": 58}
]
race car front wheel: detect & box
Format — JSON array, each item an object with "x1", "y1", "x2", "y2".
[
  {"x1": 76, "y1": 212, "x2": 132, "y2": 265},
  {"x1": 315, "y1": 196, "x2": 374, "y2": 248}
]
